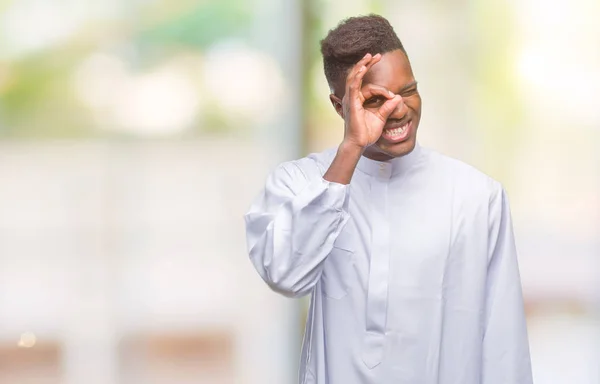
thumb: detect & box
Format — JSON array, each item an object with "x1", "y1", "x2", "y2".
[{"x1": 377, "y1": 95, "x2": 403, "y2": 121}]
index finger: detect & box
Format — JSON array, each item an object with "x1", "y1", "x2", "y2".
[
  {"x1": 345, "y1": 53, "x2": 382, "y2": 101},
  {"x1": 361, "y1": 84, "x2": 395, "y2": 102},
  {"x1": 345, "y1": 53, "x2": 373, "y2": 83}
]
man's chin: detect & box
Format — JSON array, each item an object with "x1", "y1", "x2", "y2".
[{"x1": 373, "y1": 136, "x2": 416, "y2": 159}]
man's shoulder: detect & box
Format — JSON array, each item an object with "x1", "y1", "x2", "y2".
[
  {"x1": 426, "y1": 147, "x2": 502, "y2": 196},
  {"x1": 273, "y1": 147, "x2": 337, "y2": 180},
  {"x1": 306, "y1": 147, "x2": 338, "y2": 169},
  {"x1": 286, "y1": 147, "x2": 337, "y2": 173}
]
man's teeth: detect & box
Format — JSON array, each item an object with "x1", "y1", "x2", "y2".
[{"x1": 384, "y1": 122, "x2": 409, "y2": 137}]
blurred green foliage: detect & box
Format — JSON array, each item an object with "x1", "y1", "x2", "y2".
[
  {"x1": 0, "y1": 0, "x2": 251, "y2": 139},
  {"x1": 138, "y1": 0, "x2": 251, "y2": 51}
]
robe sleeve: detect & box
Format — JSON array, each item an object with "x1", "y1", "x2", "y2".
[
  {"x1": 482, "y1": 184, "x2": 533, "y2": 384},
  {"x1": 244, "y1": 160, "x2": 350, "y2": 298}
]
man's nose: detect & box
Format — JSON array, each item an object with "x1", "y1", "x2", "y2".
[{"x1": 390, "y1": 98, "x2": 408, "y2": 119}]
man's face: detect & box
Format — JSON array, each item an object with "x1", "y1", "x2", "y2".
[{"x1": 331, "y1": 49, "x2": 422, "y2": 161}]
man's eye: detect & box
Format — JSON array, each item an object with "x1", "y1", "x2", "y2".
[
  {"x1": 402, "y1": 88, "x2": 418, "y2": 96},
  {"x1": 364, "y1": 97, "x2": 384, "y2": 105}
]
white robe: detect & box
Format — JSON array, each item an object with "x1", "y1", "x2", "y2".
[{"x1": 244, "y1": 144, "x2": 533, "y2": 384}]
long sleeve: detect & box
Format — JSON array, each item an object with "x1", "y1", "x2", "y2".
[
  {"x1": 244, "y1": 160, "x2": 350, "y2": 298},
  {"x1": 482, "y1": 185, "x2": 533, "y2": 384}
]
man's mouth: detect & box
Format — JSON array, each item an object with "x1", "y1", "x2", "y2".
[{"x1": 381, "y1": 120, "x2": 412, "y2": 143}]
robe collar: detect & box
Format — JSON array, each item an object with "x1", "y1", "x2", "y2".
[{"x1": 356, "y1": 142, "x2": 424, "y2": 178}]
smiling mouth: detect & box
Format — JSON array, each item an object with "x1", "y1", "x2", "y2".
[{"x1": 381, "y1": 120, "x2": 412, "y2": 143}]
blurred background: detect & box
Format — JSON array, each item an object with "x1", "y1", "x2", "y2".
[{"x1": 0, "y1": 0, "x2": 598, "y2": 383}]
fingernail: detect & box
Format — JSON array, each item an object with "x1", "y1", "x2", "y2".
[{"x1": 388, "y1": 91, "x2": 394, "y2": 97}]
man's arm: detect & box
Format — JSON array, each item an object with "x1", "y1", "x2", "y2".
[
  {"x1": 323, "y1": 142, "x2": 363, "y2": 185},
  {"x1": 244, "y1": 161, "x2": 351, "y2": 298},
  {"x1": 481, "y1": 184, "x2": 533, "y2": 384}
]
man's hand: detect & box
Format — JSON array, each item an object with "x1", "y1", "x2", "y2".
[{"x1": 342, "y1": 53, "x2": 403, "y2": 150}]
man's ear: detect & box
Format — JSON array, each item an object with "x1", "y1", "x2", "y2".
[{"x1": 329, "y1": 94, "x2": 344, "y2": 119}]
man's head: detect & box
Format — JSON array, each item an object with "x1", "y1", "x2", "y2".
[{"x1": 321, "y1": 14, "x2": 422, "y2": 160}]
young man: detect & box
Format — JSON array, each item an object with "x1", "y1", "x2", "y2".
[{"x1": 244, "y1": 14, "x2": 532, "y2": 384}]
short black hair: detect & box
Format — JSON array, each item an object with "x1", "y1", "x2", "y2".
[{"x1": 320, "y1": 14, "x2": 406, "y2": 90}]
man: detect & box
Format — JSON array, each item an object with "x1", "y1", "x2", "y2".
[{"x1": 244, "y1": 14, "x2": 533, "y2": 384}]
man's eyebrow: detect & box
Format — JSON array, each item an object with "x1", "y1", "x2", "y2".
[{"x1": 396, "y1": 81, "x2": 418, "y2": 93}]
